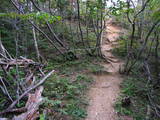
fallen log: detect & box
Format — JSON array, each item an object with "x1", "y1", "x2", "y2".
[{"x1": 13, "y1": 86, "x2": 44, "y2": 120}]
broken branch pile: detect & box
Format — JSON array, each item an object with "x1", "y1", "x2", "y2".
[{"x1": 0, "y1": 57, "x2": 54, "y2": 120}]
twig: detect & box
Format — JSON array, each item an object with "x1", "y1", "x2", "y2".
[{"x1": 0, "y1": 77, "x2": 13, "y2": 102}]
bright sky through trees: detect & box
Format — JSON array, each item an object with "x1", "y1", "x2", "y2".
[{"x1": 81, "y1": 0, "x2": 138, "y2": 7}]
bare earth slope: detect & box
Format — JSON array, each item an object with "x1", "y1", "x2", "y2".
[{"x1": 85, "y1": 21, "x2": 124, "y2": 120}]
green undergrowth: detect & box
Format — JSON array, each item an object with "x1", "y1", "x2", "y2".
[
  {"x1": 0, "y1": 55, "x2": 104, "y2": 119},
  {"x1": 112, "y1": 35, "x2": 140, "y2": 59},
  {"x1": 115, "y1": 67, "x2": 160, "y2": 120},
  {"x1": 115, "y1": 73, "x2": 148, "y2": 120},
  {"x1": 40, "y1": 56, "x2": 104, "y2": 120},
  {"x1": 112, "y1": 36, "x2": 148, "y2": 119},
  {"x1": 46, "y1": 56, "x2": 104, "y2": 75},
  {"x1": 112, "y1": 37, "x2": 160, "y2": 120},
  {"x1": 42, "y1": 74, "x2": 91, "y2": 120}
]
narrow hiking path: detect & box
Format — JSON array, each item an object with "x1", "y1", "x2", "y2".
[{"x1": 85, "y1": 21, "x2": 124, "y2": 120}]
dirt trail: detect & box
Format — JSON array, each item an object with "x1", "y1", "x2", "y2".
[{"x1": 85, "y1": 21, "x2": 124, "y2": 120}]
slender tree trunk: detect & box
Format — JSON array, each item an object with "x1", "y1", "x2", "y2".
[
  {"x1": 32, "y1": 26, "x2": 40, "y2": 62},
  {"x1": 155, "y1": 34, "x2": 159, "y2": 84},
  {"x1": 76, "y1": 0, "x2": 91, "y2": 55},
  {"x1": 30, "y1": 2, "x2": 40, "y2": 62}
]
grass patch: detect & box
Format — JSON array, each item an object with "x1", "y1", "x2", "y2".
[
  {"x1": 40, "y1": 56, "x2": 104, "y2": 120},
  {"x1": 42, "y1": 74, "x2": 92, "y2": 120},
  {"x1": 114, "y1": 67, "x2": 160, "y2": 120},
  {"x1": 115, "y1": 75, "x2": 148, "y2": 119},
  {"x1": 46, "y1": 56, "x2": 104, "y2": 75},
  {"x1": 112, "y1": 40, "x2": 153, "y2": 119}
]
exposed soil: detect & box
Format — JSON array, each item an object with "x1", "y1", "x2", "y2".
[{"x1": 85, "y1": 21, "x2": 124, "y2": 120}]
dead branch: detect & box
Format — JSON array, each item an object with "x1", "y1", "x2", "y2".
[
  {"x1": 0, "y1": 77, "x2": 13, "y2": 102},
  {"x1": 144, "y1": 61, "x2": 160, "y2": 118},
  {"x1": 0, "y1": 70, "x2": 54, "y2": 115},
  {"x1": 13, "y1": 86, "x2": 44, "y2": 120}
]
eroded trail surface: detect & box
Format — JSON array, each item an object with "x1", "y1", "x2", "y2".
[{"x1": 85, "y1": 22, "x2": 124, "y2": 120}]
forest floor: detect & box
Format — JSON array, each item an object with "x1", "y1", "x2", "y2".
[{"x1": 85, "y1": 20, "x2": 125, "y2": 120}]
